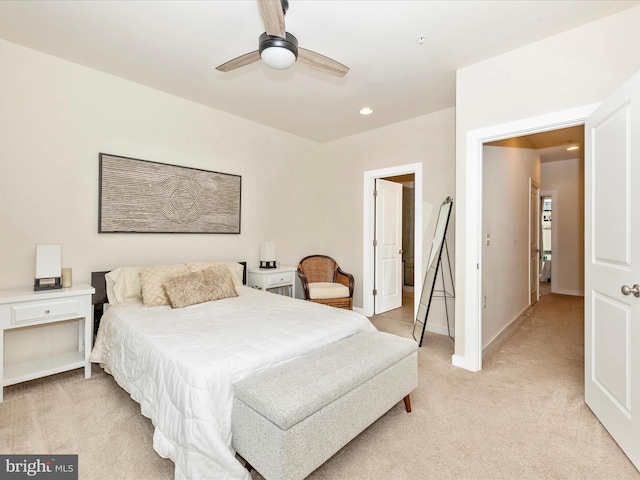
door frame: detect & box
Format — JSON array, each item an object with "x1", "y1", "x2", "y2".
[
  {"x1": 456, "y1": 103, "x2": 599, "y2": 372},
  {"x1": 363, "y1": 163, "x2": 423, "y2": 318}
]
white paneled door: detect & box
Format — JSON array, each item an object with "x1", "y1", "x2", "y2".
[
  {"x1": 374, "y1": 179, "x2": 403, "y2": 314},
  {"x1": 585, "y1": 69, "x2": 640, "y2": 470},
  {"x1": 529, "y1": 179, "x2": 540, "y2": 305}
]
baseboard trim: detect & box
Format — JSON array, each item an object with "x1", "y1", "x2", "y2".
[{"x1": 482, "y1": 312, "x2": 526, "y2": 357}]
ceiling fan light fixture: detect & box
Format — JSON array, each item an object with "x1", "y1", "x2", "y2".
[
  {"x1": 217, "y1": 2, "x2": 349, "y2": 77},
  {"x1": 261, "y1": 47, "x2": 296, "y2": 69},
  {"x1": 259, "y1": 32, "x2": 298, "y2": 70}
]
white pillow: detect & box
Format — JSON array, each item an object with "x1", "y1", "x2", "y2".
[
  {"x1": 105, "y1": 266, "x2": 142, "y2": 305},
  {"x1": 186, "y1": 261, "x2": 244, "y2": 287}
]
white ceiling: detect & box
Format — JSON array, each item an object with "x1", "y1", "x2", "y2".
[{"x1": 0, "y1": 1, "x2": 637, "y2": 143}]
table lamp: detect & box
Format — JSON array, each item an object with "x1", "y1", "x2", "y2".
[
  {"x1": 34, "y1": 243, "x2": 62, "y2": 291},
  {"x1": 259, "y1": 241, "x2": 277, "y2": 269}
]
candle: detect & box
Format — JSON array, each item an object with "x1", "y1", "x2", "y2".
[{"x1": 61, "y1": 268, "x2": 72, "y2": 288}]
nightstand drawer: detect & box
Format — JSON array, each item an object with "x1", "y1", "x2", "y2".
[
  {"x1": 265, "y1": 271, "x2": 294, "y2": 287},
  {"x1": 11, "y1": 298, "x2": 82, "y2": 325},
  {"x1": 247, "y1": 266, "x2": 296, "y2": 298}
]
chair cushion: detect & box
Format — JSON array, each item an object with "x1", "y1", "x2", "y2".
[{"x1": 308, "y1": 282, "x2": 349, "y2": 300}]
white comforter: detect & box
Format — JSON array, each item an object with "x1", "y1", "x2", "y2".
[{"x1": 90, "y1": 286, "x2": 375, "y2": 479}]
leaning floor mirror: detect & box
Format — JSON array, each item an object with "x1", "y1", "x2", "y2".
[{"x1": 413, "y1": 196, "x2": 454, "y2": 347}]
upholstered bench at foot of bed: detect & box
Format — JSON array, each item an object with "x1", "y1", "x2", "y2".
[{"x1": 232, "y1": 330, "x2": 418, "y2": 480}]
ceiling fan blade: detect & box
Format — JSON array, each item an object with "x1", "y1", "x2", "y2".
[
  {"x1": 216, "y1": 50, "x2": 261, "y2": 73},
  {"x1": 297, "y1": 48, "x2": 349, "y2": 77},
  {"x1": 258, "y1": 0, "x2": 286, "y2": 38}
]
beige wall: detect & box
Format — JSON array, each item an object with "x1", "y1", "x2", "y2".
[
  {"x1": 0, "y1": 38, "x2": 317, "y2": 290},
  {"x1": 454, "y1": 6, "x2": 640, "y2": 366},
  {"x1": 0, "y1": 39, "x2": 316, "y2": 362},
  {"x1": 540, "y1": 158, "x2": 585, "y2": 296},
  {"x1": 0, "y1": 38, "x2": 457, "y2": 362},
  {"x1": 316, "y1": 108, "x2": 456, "y2": 333}
]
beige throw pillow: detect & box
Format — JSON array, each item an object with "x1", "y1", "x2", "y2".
[
  {"x1": 164, "y1": 264, "x2": 238, "y2": 308},
  {"x1": 139, "y1": 264, "x2": 190, "y2": 307}
]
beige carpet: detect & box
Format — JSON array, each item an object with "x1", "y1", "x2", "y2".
[{"x1": 1, "y1": 289, "x2": 639, "y2": 480}]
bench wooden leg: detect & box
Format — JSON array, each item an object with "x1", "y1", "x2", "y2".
[
  {"x1": 237, "y1": 455, "x2": 253, "y2": 472},
  {"x1": 403, "y1": 394, "x2": 412, "y2": 413}
]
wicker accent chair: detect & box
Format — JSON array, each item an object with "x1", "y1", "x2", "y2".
[{"x1": 297, "y1": 255, "x2": 354, "y2": 310}]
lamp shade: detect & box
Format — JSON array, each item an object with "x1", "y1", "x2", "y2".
[
  {"x1": 36, "y1": 244, "x2": 61, "y2": 278},
  {"x1": 260, "y1": 241, "x2": 276, "y2": 262}
]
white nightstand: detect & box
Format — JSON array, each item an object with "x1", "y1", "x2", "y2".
[
  {"x1": 247, "y1": 266, "x2": 297, "y2": 298},
  {"x1": 0, "y1": 284, "x2": 95, "y2": 402}
]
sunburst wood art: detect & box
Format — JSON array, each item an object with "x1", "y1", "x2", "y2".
[{"x1": 99, "y1": 153, "x2": 241, "y2": 233}]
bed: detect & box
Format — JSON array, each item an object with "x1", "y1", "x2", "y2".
[{"x1": 89, "y1": 261, "x2": 376, "y2": 480}]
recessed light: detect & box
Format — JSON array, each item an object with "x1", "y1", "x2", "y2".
[
  {"x1": 417, "y1": 36, "x2": 426, "y2": 45},
  {"x1": 360, "y1": 107, "x2": 374, "y2": 115}
]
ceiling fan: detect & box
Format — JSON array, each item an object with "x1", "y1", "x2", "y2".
[{"x1": 215, "y1": 0, "x2": 349, "y2": 77}]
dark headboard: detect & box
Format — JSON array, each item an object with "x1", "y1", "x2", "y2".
[
  {"x1": 91, "y1": 270, "x2": 110, "y2": 336},
  {"x1": 91, "y1": 262, "x2": 247, "y2": 335}
]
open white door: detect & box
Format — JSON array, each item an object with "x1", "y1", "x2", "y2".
[
  {"x1": 585, "y1": 69, "x2": 640, "y2": 470},
  {"x1": 529, "y1": 179, "x2": 540, "y2": 305},
  {"x1": 374, "y1": 178, "x2": 403, "y2": 314}
]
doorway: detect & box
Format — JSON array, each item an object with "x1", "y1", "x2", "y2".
[
  {"x1": 362, "y1": 163, "x2": 423, "y2": 318},
  {"x1": 374, "y1": 175, "x2": 415, "y2": 314},
  {"x1": 540, "y1": 194, "x2": 554, "y2": 290},
  {"x1": 458, "y1": 105, "x2": 595, "y2": 372},
  {"x1": 481, "y1": 127, "x2": 583, "y2": 353}
]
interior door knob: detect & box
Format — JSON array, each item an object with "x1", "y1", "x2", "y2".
[{"x1": 621, "y1": 284, "x2": 640, "y2": 297}]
